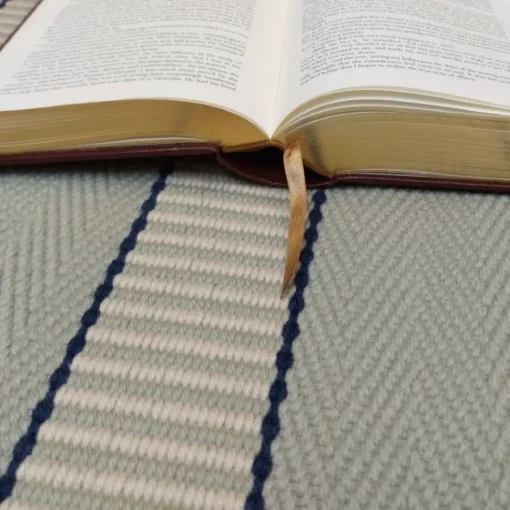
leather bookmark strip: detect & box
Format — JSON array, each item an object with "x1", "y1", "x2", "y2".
[{"x1": 281, "y1": 140, "x2": 307, "y2": 296}]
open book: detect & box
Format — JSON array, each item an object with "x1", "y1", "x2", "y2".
[{"x1": 1, "y1": 0, "x2": 510, "y2": 189}]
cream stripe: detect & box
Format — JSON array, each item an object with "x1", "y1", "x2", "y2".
[
  {"x1": 149, "y1": 211, "x2": 287, "y2": 238},
  {"x1": 0, "y1": 0, "x2": 39, "y2": 46},
  {"x1": 1, "y1": 3, "x2": 38, "y2": 16},
  {"x1": 87, "y1": 327, "x2": 276, "y2": 366},
  {"x1": 114, "y1": 274, "x2": 287, "y2": 310},
  {"x1": 3, "y1": 0, "x2": 39, "y2": 7},
  {"x1": 100, "y1": 300, "x2": 281, "y2": 336},
  {"x1": 18, "y1": 459, "x2": 244, "y2": 510},
  {"x1": 1, "y1": 14, "x2": 24, "y2": 24},
  {"x1": 1, "y1": 26, "x2": 19, "y2": 35},
  {"x1": 72, "y1": 355, "x2": 268, "y2": 399},
  {"x1": 137, "y1": 231, "x2": 282, "y2": 259},
  {"x1": 39, "y1": 422, "x2": 252, "y2": 473},
  {"x1": 1, "y1": 503, "x2": 50, "y2": 510},
  {"x1": 55, "y1": 388, "x2": 260, "y2": 434},
  {"x1": 168, "y1": 175, "x2": 288, "y2": 199},
  {"x1": 158, "y1": 193, "x2": 288, "y2": 217},
  {"x1": 4, "y1": 6, "x2": 34, "y2": 14}
]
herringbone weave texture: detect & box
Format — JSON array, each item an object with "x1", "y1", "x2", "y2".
[
  {"x1": 0, "y1": 162, "x2": 160, "y2": 478},
  {"x1": 2, "y1": 159, "x2": 510, "y2": 509},
  {"x1": 265, "y1": 187, "x2": 510, "y2": 509}
]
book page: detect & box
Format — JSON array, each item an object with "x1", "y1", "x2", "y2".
[
  {"x1": 275, "y1": 0, "x2": 510, "y2": 126},
  {"x1": 0, "y1": 0, "x2": 286, "y2": 135}
]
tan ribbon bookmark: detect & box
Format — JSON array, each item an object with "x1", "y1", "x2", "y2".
[{"x1": 281, "y1": 141, "x2": 307, "y2": 297}]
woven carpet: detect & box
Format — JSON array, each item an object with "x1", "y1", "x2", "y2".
[
  {"x1": 2, "y1": 4, "x2": 510, "y2": 510},
  {"x1": 0, "y1": 0, "x2": 38, "y2": 46}
]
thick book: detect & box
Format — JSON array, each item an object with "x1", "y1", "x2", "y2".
[{"x1": 1, "y1": 0, "x2": 510, "y2": 190}]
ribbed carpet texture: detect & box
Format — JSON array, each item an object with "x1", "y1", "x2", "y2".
[
  {"x1": 0, "y1": 0, "x2": 38, "y2": 46},
  {"x1": 2, "y1": 157, "x2": 510, "y2": 510},
  {"x1": 2, "y1": 3, "x2": 510, "y2": 509}
]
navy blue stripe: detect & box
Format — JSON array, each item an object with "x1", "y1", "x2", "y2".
[
  {"x1": 0, "y1": 0, "x2": 11, "y2": 8},
  {"x1": 0, "y1": 164, "x2": 172, "y2": 502},
  {"x1": 245, "y1": 189, "x2": 327, "y2": 510}
]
